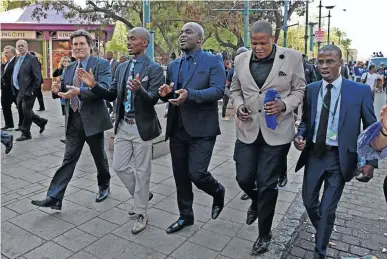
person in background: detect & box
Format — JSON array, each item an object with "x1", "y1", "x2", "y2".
[
  {"x1": 357, "y1": 105, "x2": 387, "y2": 202},
  {"x1": 53, "y1": 56, "x2": 71, "y2": 116},
  {"x1": 29, "y1": 51, "x2": 45, "y2": 111},
  {"x1": 222, "y1": 47, "x2": 248, "y2": 121},
  {"x1": 361, "y1": 64, "x2": 378, "y2": 100},
  {"x1": 353, "y1": 61, "x2": 364, "y2": 82},
  {"x1": 340, "y1": 63, "x2": 349, "y2": 79},
  {"x1": 1, "y1": 131, "x2": 13, "y2": 154},
  {"x1": 92, "y1": 47, "x2": 99, "y2": 57},
  {"x1": 119, "y1": 56, "x2": 128, "y2": 63}
]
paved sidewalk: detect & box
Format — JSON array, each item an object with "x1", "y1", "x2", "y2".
[{"x1": 1, "y1": 92, "x2": 303, "y2": 259}]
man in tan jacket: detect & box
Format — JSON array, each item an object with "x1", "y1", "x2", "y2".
[{"x1": 230, "y1": 20, "x2": 305, "y2": 256}]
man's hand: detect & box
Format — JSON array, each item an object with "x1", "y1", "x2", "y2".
[
  {"x1": 127, "y1": 73, "x2": 142, "y2": 92},
  {"x1": 356, "y1": 164, "x2": 374, "y2": 182},
  {"x1": 294, "y1": 136, "x2": 306, "y2": 151},
  {"x1": 264, "y1": 100, "x2": 285, "y2": 116},
  {"x1": 57, "y1": 85, "x2": 80, "y2": 99},
  {"x1": 52, "y1": 78, "x2": 60, "y2": 94},
  {"x1": 380, "y1": 105, "x2": 387, "y2": 132},
  {"x1": 169, "y1": 89, "x2": 188, "y2": 106},
  {"x1": 77, "y1": 68, "x2": 96, "y2": 88},
  {"x1": 236, "y1": 105, "x2": 251, "y2": 121},
  {"x1": 158, "y1": 82, "x2": 174, "y2": 97}
]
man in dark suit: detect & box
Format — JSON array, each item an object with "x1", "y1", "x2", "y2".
[
  {"x1": 31, "y1": 30, "x2": 112, "y2": 210},
  {"x1": 294, "y1": 45, "x2": 377, "y2": 259},
  {"x1": 90, "y1": 27, "x2": 164, "y2": 234},
  {"x1": 1, "y1": 45, "x2": 22, "y2": 130},
  {"x1": 29, "y1": 51, "x2": 45, "y2": 111},
  {"x1": 105, "y1": 50, "x2": 119, "y2": 115},
  {"x1": 12, "y1": 40, "x2": 47, "y2": 141},
  {"x1": 158, "y1": 22, "x2": 226, "y2": 234}
]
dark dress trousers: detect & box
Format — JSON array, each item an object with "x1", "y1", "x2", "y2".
[
  {"x1": 162, "y1": 49, "x2": 226, "y2": 218},
  {"x1": 47, "y1": 56, "x2": 113, "y2": 200},
  {"x1": 13, "y1": 53, "x2": 46, "y2": 136}
]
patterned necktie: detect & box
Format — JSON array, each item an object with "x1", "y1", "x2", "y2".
[
  {"x1": 314, "y1": 84, "x2": 333, "y2": 156},
  {"x1": 124, "y1": 59, "x2": 136, "y2": 112},
  {"x1": 71, "y1": 62, "x2": 82, "y2": 112}
]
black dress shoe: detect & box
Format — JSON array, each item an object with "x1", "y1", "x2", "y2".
[
  {"x1": 96, "y1": 185, "x2": 110, "y2": 202},
  {"x1": 212, "y1": 184, "x2": 225, "y2": 219},
  {"x1": 31, "y1": 197, "x2": 62, "y2": 210},
  {"x1": 240, "y1": 193, "x2": 250, "y2": 200},
  {"x1": 251, "y1": 233, "x2": 272, "y2": 255},
  {"x1": 246, "y1": 204, "x2": 258, "y2": 225},
  {"x1": 5, "y1": 135, "x2": 13, "y2": 154},
  {"x1": 39, "y1": 119, "x2": 48, "y2": 134},
  {"x1": 278, "y1": 175, "x2": 288, "y2": 187},
  {"x1": 16, "y1": 135, "x2": 32, "y2": 141},
  {"x1": 166, "y1": 217, "x2": 194, "y2": 234},
  {"x1": 1, "y1": 126, "x2": 14, "y2": 131}
]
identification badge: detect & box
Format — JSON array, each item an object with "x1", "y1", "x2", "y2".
[{"x1": 327, "y1": 128, "x2": 337, "y2": 141}]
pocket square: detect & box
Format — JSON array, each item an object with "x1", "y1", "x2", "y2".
[
  {"x1": 278, "y1": 71, "x2": 287, "y2": 76},
  {"x1": 141, "y1": 76, "x2": 149, "y2": 82}
]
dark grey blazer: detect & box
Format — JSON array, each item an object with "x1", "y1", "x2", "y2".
[
  {"x1": 53, "y1": 56, "x2": 113, "y2": 137},
  {"x1": 91, "y1": 56, "x2": 164, "y2": 141},
  {"x1": 13, "y1": 53, "x2": 42, "y2": 98}
]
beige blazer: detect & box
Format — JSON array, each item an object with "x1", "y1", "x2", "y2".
[{"x1": 230, "y1": 45, "x2": 306, "y2": 145}]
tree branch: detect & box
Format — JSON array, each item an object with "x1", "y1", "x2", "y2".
[{"x1": 214, "y1": 27, "x2": 237, "y2": 50}]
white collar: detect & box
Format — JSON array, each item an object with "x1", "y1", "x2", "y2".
[{"x1": 323, "y1": 75, "x2": 342, "y2": 90}]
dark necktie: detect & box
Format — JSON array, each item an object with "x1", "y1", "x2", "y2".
[
  {"x1": 314, "y1": 84, "x2": 333, "y2": 156},
  {"x1": 178, "y1": 55, "x2": 191, "y2": 89},
  {"x1": 71, "y1": 62, "x2": 83, "y2": 112}
]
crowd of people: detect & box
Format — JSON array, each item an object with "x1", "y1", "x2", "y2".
[{"x1": 1, "y1": 19, "x2": 387, "y2": 259}]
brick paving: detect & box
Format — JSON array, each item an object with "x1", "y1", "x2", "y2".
[{"x1": 1, "y1": 92, "x2": 303, "y2": 259}]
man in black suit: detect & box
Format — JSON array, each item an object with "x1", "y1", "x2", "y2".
[
  {"x1": 31, "y1": 30, "x2": 112, "y2": 210},
  {"x1": 105, "y1": 50, "x2": 119, "y2": 115},
  {"x1": 1, "y1": 45, "x2": 22, "y2": 130},
  {"x1": 29, "y1": 51, "x2": 45, "y2": 111},
  {"x1": 159, "y1": 22, "x2": 226, "y2": 234},
  {"x1": 90, "y1": 27, "x2": 164, "y2": 234},
  {"x1": 13, "y1": 40, "x2": 48, "y2": 141}
]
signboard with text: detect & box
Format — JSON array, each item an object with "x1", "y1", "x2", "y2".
[
  {"x1": 314, "y1": 29, "x2": 325, "y2": 42},
  {"x1": 1, "y1": 31, "x2": 36, "y2": 39},
  {"x1": 57, "y1": 31, "x2": 96, "y2": 40}
]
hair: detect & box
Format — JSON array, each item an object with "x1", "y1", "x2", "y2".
[
  {"x1": 318, "y1": 44, "x2": 342, "y2": 59},
  {"x1": 60, "y1": 56, "x2": 71, "y2": 63},
  {"x1": 3, "y1": 45, "x2": 16, "y2": 54},
  {"x1": 251, "y1": 20, "x2": 273, "y2": 37},
  {"x1": 70, "y1": 30, "x2": 94, "y2": 47},
  {"x1": 129, "y1": 27, "x2": 151, "y2": 47},
  {"x1": 106, "y1": 50, "x2": 113, "y2": 55},
  {"x1": 183, "y1": 22, "x2": 205, "y2": 40},
  {"x1": 369, "y1": 64, "x2": 376, "y2": 70}
]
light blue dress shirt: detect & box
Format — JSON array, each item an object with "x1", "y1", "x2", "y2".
[
  {"x1": 313, "y1": 76, "x2": 343, "y2": 146},
  {"x1": 12, "y1": 55, "x2": 26, "y2": 90}
]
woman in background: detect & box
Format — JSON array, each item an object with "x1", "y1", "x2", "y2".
[
  {"x1": 52, "y1": 56, "x2": 71, "y2": 115},
  {"x1": 358, "y1": 105, "x2": 387, "y2": 202}
]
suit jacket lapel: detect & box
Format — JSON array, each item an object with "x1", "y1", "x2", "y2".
[
  {"x1": 66, "y1": 63, "x2": 77, "y2": 86},
  {"x1": 119, "y1": 60, "x2": 131, "y2": 95},
  {"x1": 244, "y1": 50, "x2": 259, "y2": 89},
  {"x1": 311, "y1": 82, "x2": 322, "y2": 128},
  {"x1": 183, "y1": 50, "x2": 204, "y2": 88},
  {"x1": 339, "y1": 79, "x2": 349, "y2": 131},
  {"x1": 261, "y1": 45, "x2": 286, "y2": 90},
  {"x1": 139, "y1": 57, "x2": 151, "y2": 82},
  {"x1": 172, "y1": 59, "x2": 181, "y2": 91},
  {"x1": 85, "y1": 56, "x2": 97, "y2": 74}
]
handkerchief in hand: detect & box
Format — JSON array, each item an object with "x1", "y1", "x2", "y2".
[{"x1": 264, "y1": 89, "x2": 281, "y2": 130}]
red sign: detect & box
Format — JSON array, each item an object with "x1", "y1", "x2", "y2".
[{"x1": 314, "y1": 29, "x2": 325, "y2": 42}]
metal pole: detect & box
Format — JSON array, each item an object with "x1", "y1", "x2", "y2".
[
  {"x1": 309, "y1": 23, "x2": 316, "y2": 52},
  {"x1": 317, "y1": 0, "x2": 322, "y2": 50},
  {"x1": 327, "y1": 10, "x2": 331, "y2": 44},
  {"x1": 283, "y1": 0, "x2": 289, "y2": 47},
  {"x1": 304, "y1": 0, "x2": 309, "y2": 54},
  {"x1": 142, "y1": 0, "x2": 154, "y2": 60},
  {"x1": 243, "y1": 0, "x2": 249, "y2": 48}
]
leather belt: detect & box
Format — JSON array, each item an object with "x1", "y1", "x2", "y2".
[{"x1": 123, "y1": 117, "x2": 136, "y2": 125}]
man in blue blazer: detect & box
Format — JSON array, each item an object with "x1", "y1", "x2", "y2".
[
  {"x1": 159, "y1": 22, "x2": 226, "y2": 234},
  {"x1": 294, "y1": 45, "x2": 377, "y2": 259},
  {"x1": 31, "y1": 30, "x2": 112, "y2": 210}
]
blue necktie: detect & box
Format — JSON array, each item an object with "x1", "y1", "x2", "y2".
[
  {"x1": 12, "y1": 56, "x2": 24, "y2": 90},
  {"x1": 124, "y1": 59, "x2": 136, "y2": 112},
  {"x1": 179, "y1": 55, "x2": 191, "y2": 89}
]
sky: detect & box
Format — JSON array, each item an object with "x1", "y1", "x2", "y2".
[{"x1": 299, "y1": 0, "x2": 386, "y2": 61}]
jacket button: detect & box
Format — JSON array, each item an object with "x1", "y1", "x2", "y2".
[
  {"x1": 259, "y1": 91, "x2": 262, "y2": 94},
  {"x1": 258, "y1": 110, "x2": 262, "y2": 113}
]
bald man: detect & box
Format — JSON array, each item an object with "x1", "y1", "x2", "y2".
[
  {"x1": 159, "y1": 22, "x2": 226, "y2": 234},
  {"x1": 230, "y1": 20, "x2": 305, "y2": 255},
  {"x1": 89, "y1": 27, "x2": 164, "y2": 234},
  {"x1": 13, "y1": 40, "x2": 47, "y2": 141}
]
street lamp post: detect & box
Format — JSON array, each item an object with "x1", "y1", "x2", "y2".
[
  {"x1": 317, "y1": 0, "x2": 322, "y2": 50},
  {"x1": 325, "y1": 6, "x2": 335, "y2": 44},
  {"x1": 308, "y1": 22, "x2": 318, "y2": 53},
  {"x1": 142, "y1": 0, "x2": 154, "y2": 60},
  {"x1": 304, "y1": 0, "x2": 309, "y2": 55},
  {"x1": 283, "y1": 0, "x2": 289, "y2": 47}
]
